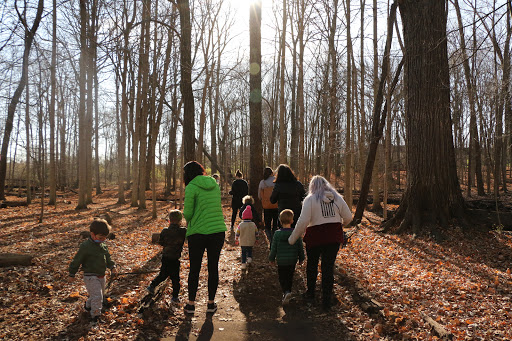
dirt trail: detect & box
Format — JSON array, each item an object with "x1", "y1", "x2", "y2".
[{"x1": 166, "y1": 230, "x2": 354, "y2": 341}]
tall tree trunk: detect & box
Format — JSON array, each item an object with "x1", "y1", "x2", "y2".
[
  {"x1": 0, "y1": 0, "x2": 44, "y2": 200},
  {"x1": 352, "y1": 2, "x2": 399, "y2": 225},
  {"x1": 453, "y1": 0, "x2": 485, "y2": 196},
  {"x1": 48, "y1": 0, "x2": 57, "y2": 205},
  {"x1": 344, "y1": 0, "x2": 353, "y2": 208},
  {"x1": 249, "y1": 0, "x2": 264, "y2": 212},
  {"x1": 278, "y1": 0, "x2": 287, "y2": 164},
  {"x1": 25, "y1": 70, "x2": 31, "y2": 204},
  {"x1": 178, "y1": 0, "x2": 196, "y2": 162},
  {"x1": 383, "y1": 0, "x2": 466, "y2": 233},
  {"x1": 297, "y1": 0, "x2": 306, "y2": 182},
  {"x1": 77, "y1": 0, "x2": 89, "y2": 209}
]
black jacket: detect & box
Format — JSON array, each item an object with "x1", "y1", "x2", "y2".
[
  {"x1": 159, "y1": 223, "x2": 187, "y2": 259},
  {"x1": 229, "y1": 179, "x2": 249, "y2": 209},
  {"x1": 270, "y1": 180, "x2": 306, "y2": 213}
]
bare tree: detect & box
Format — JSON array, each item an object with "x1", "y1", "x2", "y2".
[
  {"x1": 0, "y1": 0, "x2": 44, "y2": 201},
  {"x1": 383, "y1": 0, "x2": 466, "y2": 234}
]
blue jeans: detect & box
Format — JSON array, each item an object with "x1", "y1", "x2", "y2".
[{"x1": 240, "y1": 246, "x2": 253, "y2": 263}]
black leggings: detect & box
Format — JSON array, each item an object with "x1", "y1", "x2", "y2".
[
  {"x1": 187, "y1": 232, "x2": 225, "y2": 302},
  {"x1": 306, "y1": 243, "x2": 340, "y2": 304}
]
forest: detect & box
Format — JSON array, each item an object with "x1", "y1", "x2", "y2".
[{"x1": 0, "y1": 0, "x2": 512, "y2": 340}]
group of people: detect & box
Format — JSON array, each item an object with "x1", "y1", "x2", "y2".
[
  {"x1": 232, "y1": 164, "x2": 352, "y2": 309},
  {"x1": 68, "y1": 161, "x2": 352, "y2": 323}
]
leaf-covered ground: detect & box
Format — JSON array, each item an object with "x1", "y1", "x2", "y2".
[{"x1": 0, "y1": 189, "x2": 511, "y2": 340}]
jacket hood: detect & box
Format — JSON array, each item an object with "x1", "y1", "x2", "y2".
[
  {"x1": 322, "y1": 191, "x2": 335, "y2": 203},
  {"x1": 190, "y1": 175, "x2": 218, "y2": 190}
]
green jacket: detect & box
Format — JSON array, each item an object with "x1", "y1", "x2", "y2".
[
  {"x1": 69, "y1": 238, "x2": 115, "y2": 277},
  {"x1": 183, "y1": 175, "x2": 227, "y2": 237},
  {"x1": 269, "y1": 228, "x2": 305, "y2": 266}
]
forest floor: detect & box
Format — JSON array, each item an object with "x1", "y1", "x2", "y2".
[{"x1": 0, "y1": 187, "x2": 511, "y2": 340}]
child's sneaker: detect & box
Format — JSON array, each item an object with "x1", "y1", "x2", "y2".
[
  {"x1": 90, "y1": 315, "x2": 100, "y2": 323},
  {"x1": 241, "y1": 263, "x2": 247, "y2": 269},
  {"x1": 247, "y1": 257, "x2": 253, "y2": 264},
  {"x1": 282, "y1": 292, "x2": 292, "y2": 305},
  {"x1": 184, "y1": 304, "x2": 195, "y2": 314},
  {"x1": 206, "y1": 302, "x2": 218, "y2": 313},
  {"x1": 146, "y1": 285, "x2": 155, "y2": 295}
]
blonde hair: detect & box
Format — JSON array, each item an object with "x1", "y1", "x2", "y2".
[
  {"x1": 242, "y1": 195, "x2": 254, "y2": 204},
  {"x1": 168, "y1": 209, "x2": 183, "y2": 224},
  {"x1": 279, "y1": 209, "x2": 294, "y2": 225}
]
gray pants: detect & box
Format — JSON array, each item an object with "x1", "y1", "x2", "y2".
[{"x1": 84, "y1": 275, "x2": 106, "y2": 317}]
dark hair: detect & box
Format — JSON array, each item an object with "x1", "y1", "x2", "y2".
[
  {"x1": 279, "y1": 209, "x2": 294, "y2": 225},
  {"x1": 235, "y1": 169, "x2": 243, "y2": 178},
  {"x1": 184, "y1": 161, "x2": 206, "y2": 185},
  {"x1": 263, "y1": 167, "x2": 273, "y2": 180},
  {"x1": 168, "y1": 209, "x2": 183, "y2": 223},
  {"x1": 274, "y1": 164, "x2": 297, "y2": 183},
  {"x1": 90, "y1": 219, "x2": 111, "y2": 236}
]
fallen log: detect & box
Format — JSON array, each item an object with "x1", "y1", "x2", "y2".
[
  {"x1": 421, "y1": 312, "x2": 454, "y2": 340},
  {"x1": 0, "y1": 253, "x2": 34, "y2": 267},
  {"x1": 1, "y1": 201, "x2": 29, "y2": 208}
]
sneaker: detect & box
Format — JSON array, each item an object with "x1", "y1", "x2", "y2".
[
  {"x1": 84, "y1": 302, "x2": 91, "y2": 312},
  {"x1": 146, "y1": 286, "x2": 155, "y2": 295},
  {"x1": 91, "y1": 315, "x2": 100, "y2": 323},
  {"x1": 241, "y1": 263, "x2": 247, "y2": 269},
  {"x1": 206, "y1": 302, "x2": 218, "y2": 313},
  {"x1": 282, "y1": 292, "x2": 292, "y2": 305},
  {"x1": 247, "y1": 257, "x2": 253, "y2": 264},
  {"x1": 184, "y1": 304, "x2": 195, "y2": 314}
]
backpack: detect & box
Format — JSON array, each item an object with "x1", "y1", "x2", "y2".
[{"x1": 261, "y1": 186, "x2": 278, "y2": 209}]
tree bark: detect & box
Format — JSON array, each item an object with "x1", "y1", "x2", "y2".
[
  {"x1": 178, "y1": 0, "x2": 196, "y2": 163},
  {"x1": 383, "y1": 0, "x2": 466, "y2": 233},
  {"x1": 352, "y1": 2, "x2": 399, "y2": 225},
  {"x1": 48, "y1": 0, "x2": 57, "y2": 205},
  {"x1": 0, "y1": 0, "x2": 44, "y2": 201},
  {"x1": 249, "y1": 0, "x2": 264, "y2": 215}
]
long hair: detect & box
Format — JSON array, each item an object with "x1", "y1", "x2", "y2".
[
  {"x1": 183, "y1": 161, "x2": 206, "y2": 185},
  {"x1": 263, "y1": 167, "x2": 273, "y2": 180},
  {"x1": 308, "y1": 175, "x2": 342, "y2": 202},
  {"x1": 274, "y1": 164, "x2": 297, "y2": 183}
]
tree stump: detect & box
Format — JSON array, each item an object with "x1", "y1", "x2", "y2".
[
  {"x1": 0, "y1": 253, "x2": 34, "y2": 267},
  {"x1": 151, "y1": 233, "x2": 160, "y2": 244}
]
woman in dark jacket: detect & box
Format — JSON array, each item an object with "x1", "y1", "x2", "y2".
[
  {"x1": 229, "y1": 170, "x2": 249, "y2": 230},
  {"x1": 270, "y1": 164, "x2": 306, "y2": 229}
]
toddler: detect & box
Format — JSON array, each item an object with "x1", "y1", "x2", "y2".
[
  {"x1": 236, "y1": 206, "x2": 258, "y2": 269},
  {"x1": 69, "y1": 219, "x2": 116, "y2": 322},
  {"x1": 269, "y1": 209, "x2": 305, "y2": 305},
  {"x1": 147, "y1": 209, "x2": 187, "y2": 303}
]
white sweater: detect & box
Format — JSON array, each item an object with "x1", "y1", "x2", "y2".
[{"x1": 288, "y1": 191, "x2": 352, "y2": 245}]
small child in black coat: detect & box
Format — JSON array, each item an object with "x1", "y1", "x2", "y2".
[{"x1": 147, "y1": 210, "x2": 187, "y2": 302}]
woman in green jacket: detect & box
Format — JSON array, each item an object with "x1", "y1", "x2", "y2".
[{"x1": 182, "y1": 161, "x2": 227, "y2": 315}]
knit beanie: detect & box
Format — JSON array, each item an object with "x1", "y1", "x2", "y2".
[{"x1": 242, "y1": 205, "x2": 253, "y2": 220}]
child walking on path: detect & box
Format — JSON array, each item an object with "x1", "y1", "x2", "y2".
[
  {"x1": 68, "y1": 219, "x2": 116, "y2": 322},
  {"x1": 238, "y1": 195, "x2": 262, "y2": 228},
  {"x1": 236, "y1": 206, "x2": 258, "y2": 269},
  {"x1": 147, "y1": 209, "x2": 187, "y2": 302},
  {"x1": 269, "y1": 209, "x2": 305, "y2": 305}
]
